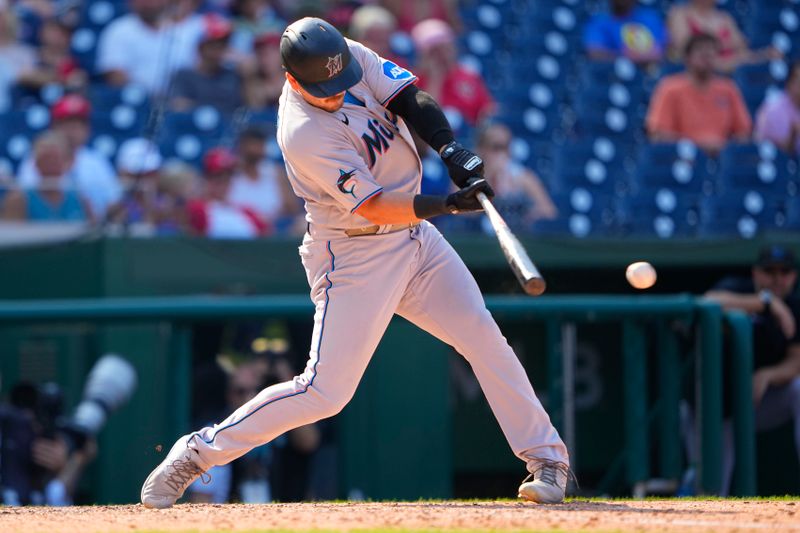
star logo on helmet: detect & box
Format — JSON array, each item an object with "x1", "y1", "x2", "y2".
[{"x1": 326, "y1": 53, "x2": 343, "y2": 78}]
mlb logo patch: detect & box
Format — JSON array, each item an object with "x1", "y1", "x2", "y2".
[{"x1": 382, "y1": 60, "x2": 412, "y2": 80}]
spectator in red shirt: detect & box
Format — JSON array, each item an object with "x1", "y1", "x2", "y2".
[
  {"x1": 187, "y1": 147, "x2": 269, "y2": 239},
  {"x1": 646, "y1": 33, "x2": 751, "y2": 154},
  {"x1": 411, "y1": 18, "x2": 494, "y2": 127}
]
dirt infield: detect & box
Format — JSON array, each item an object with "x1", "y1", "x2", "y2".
[{"x1": 1, "y1": 500, "x2": 798, "y2": 533}]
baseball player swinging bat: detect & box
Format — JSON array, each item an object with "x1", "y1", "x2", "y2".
[{"x1": 477, "y1": 192, "x2": 546, "y2": 296}]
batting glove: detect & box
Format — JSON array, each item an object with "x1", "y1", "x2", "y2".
[
  {"x1": 445, "y1": 178, "x2": 494, "y2": 214},
  {"x1": 440, "y1": 141, "x2": 484, "y2": 188}
]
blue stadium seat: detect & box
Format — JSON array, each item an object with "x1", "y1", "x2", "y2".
[
  {"x1": 536, "y1": 189, "x2": 621, "y2": 238},
  {"x1": 551, "y1": 138, "x2": 634, "y2": 196},
  {"x1": 619, "y1": 188, "x2": 702, "y2": 238},
  {"x1": 734, "y1": 62, "x2": 787, "y2": 115},
  {"x1": 78, "y1": 0, "x2": 127, "y2": 31},
  {"x1": 494, "y1": 106, "x2": 564, "y2": 141},
  {"x1": 88, "y1": 83, "x2": 150, "y2": 112},
  {"x1": 632, "y1": 142, "x2": 715, "y2": 195},
  {"x1": 157, "y1": 109, "x2": 228, "y2": 168},
  {"x1": 571, "y1": 84, "x2": 645, "y2": 140},
  {"x1": 0, "y1": 130, "x2": 34, "y2": 172},
  {"x1": 698, "y1": 189, "x2": 794, "y2": 238},
  {"x1": 578, "y1": 59, "x2": 644, "y2": 89},
  {"x1": 91, "y1": 106, "x2": 149, "y2": 138},
  {"x1": 717, "y1": 142, "x2": 797, "y2": 195}
]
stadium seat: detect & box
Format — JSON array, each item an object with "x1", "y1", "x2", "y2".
[
  {"x1": 494, "y1": 106, "x2": 564, "y2": 141},
  {"x1": 88, "y1": 84, "x2": 150, "y2": 112},
  {"x1": 717, "y1": 142, "x2": 797, "y2": 195},
  {"x1": 91, "y1": 106, "x2": 149, "y2": 138},
  {"x1": 619, "y1": 188, "x2": 702, "y2": 238},
  {"x1": 698, "y1": 189, "x2": 794, "y2": 238},
  {"x1": 157, "y1": 109, "x2": 228, "y2": 168},
  {"x1": 632, "y1": 142, "x2": 715, "y2": 195},
  {"x1": 551, "y1": 138, "x2": 634, "y2": 196},
  {"x1": 78, "y1": 0, "x2": 127, "y2": 31},
  {"x1": 578, "y1": 59, "x2": 644, "y2": 89},
  {"x1": 536, "y1": 189, "x2": 621, "y2": 238}
]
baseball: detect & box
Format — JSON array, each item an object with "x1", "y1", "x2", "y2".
[{"x1": 626, "y1": 261, "x2": 657, "y2": 289}]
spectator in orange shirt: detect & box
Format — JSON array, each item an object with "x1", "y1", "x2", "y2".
[
  {"x1": 411, "y1": 18, "x2": 494, "y2": 127},
  {"x1": 646, "y1": 33, "x2": 751, "y2": 154}
]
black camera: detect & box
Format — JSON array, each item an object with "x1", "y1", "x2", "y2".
[{"x1": 0, "y1": 354, "x2": 137, "y2": 505}]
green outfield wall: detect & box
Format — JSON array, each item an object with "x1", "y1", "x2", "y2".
[{"x1": 0, "y1": 235, "x2": 797, "y2": 502}]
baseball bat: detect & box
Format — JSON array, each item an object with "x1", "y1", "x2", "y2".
[{"x1": 476, "y1": 192, "x2": 546, "y2": 296}]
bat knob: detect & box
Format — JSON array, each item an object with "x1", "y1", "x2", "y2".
[{"x1": 524, "y1": 278, "x2": 547, "y2": 296}]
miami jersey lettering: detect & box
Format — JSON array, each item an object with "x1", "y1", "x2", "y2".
[{"x1": 278, "y1": 39, "x2": 422, "y2": 229}]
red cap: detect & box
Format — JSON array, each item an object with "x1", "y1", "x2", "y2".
[
  {"x1": 203, "y1": 147, "x2": 238, "y2": 174},
  {"x1": 51, "y1": 94, "x2": 91, "y2": 121},
  {"x1": 200, "y1": 14, "x2": 233, "y2": 43},
  {"x1": 254, "y1": 30, "x2": 281, "y2": 48}
]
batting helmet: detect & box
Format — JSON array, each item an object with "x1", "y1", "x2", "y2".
[{"x1": 281, "y1": 17, "x2": 363, "y2": 98}]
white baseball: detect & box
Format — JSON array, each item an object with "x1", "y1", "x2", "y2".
[{"x1": 626, "y1": 261, "x2": 657, "y2": 289}]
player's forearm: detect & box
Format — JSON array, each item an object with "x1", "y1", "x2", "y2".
[
  {"x1": 703, "y1": 291, "x2": 765, "y2": 313},
  {"x1": 356, "y1": 191, "x2": 420, "y2": 225},
  {"x1": 357, "y1": 180, "x2": 490, "y2": 225}
]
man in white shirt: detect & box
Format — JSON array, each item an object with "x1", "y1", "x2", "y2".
[
  {"x1": 96, "y1": 0, "x2": 199, "y2": 95},
  {"x1": 17, "y1": 94, "x2": 121, "y2": 218}
]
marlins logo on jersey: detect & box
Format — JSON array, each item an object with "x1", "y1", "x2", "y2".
[{"x1": 337, "y1": 168, "x2": 358, "y2": 197}]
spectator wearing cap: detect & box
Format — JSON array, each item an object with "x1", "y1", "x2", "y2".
[
  {"x1": 1, "y1": 131, "x2": 93, "y2": 223},
  {"x1": 349, "y1": 5, "x2": 405, "y2": 68},
  {"x1": 169, "y1": 14, "x2": 244, "y2": 115},
  {"x1": 188, "y1": 147, "x2": 269, "y2": 238},
  {"x1": 646, "y1": 33, "x2": 751, "y2": 155},
  {"x1": 17, "y1": 16, "x2": 87, "y2": 94},
  {"x1": 96, "y1": 0, "x2": 198, "y2": 95},
  {"x1": 243, "y1": 30, "x2": 282, "y2": 110},
  {"x1": 228, "y1": 127, "x2": 300, "y2": 230},
  {"x1": 697, "y1": 245, "x2": 800, "y2": 495},
  {"x1": 583, "y1": 0, "x2": 666, "y2": 66},
  {"x1": 107, "y1": 138, "x2": 171, "y2": 232},
  {"x1": 411, "y1": 18, "x2": 494, "y2": 127},
  {"x1": 17, "y1": 94, "x2": 121, "y2": 218},
  {"x1": 755, "y1": 61, "x2": 800, "y2": 156}
]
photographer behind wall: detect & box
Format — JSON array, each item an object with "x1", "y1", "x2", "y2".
[
  {"x1": 187, "y1": 352, "x2": 321, "y2": 503},
  {"x1": 0, "y1": 354, "x2": 137, "y2": 505},
  {"x1": 681, "y1": 245, "x2": 800, "y2": 495}
]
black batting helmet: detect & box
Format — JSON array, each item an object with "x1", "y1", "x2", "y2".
[{"x1": 281, "y1": 17, "x2": 363, "y2": 98}]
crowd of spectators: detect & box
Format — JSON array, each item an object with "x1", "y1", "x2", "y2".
[{"x1": 0, "y1": 0, "x2": 797, "y2": 239}]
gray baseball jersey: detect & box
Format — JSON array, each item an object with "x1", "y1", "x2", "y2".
[
  {"x1": 185, "y1": 41, "x2": 568, "y2": 486},
  {"x1": 277, "y1": 39, "x2": 421, "y2": 232}
]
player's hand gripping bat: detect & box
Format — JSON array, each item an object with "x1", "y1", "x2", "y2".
[{"x1": 476, "y1": 192, "x2": 546, "y2": 296}]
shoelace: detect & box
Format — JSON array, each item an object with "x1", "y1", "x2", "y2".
[
  {"x1": 164, "y1": 456, "x2": 209, "y2": 492},
  {"x1": 523, "y1": 460, "x2": 579, "y2": 489}
]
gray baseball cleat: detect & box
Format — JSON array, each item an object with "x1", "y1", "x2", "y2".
[
  {"x1": 518, "y1": 460, "x2": 572, "y2": 504},
  {"x1": 141, "y1": 436, "x2": 209, "y2": 509}
]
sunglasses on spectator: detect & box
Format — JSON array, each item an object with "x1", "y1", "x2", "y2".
[
  {"x1": 482, "y1": 142, "x2": 509, "y2": 151},
  {"x1": 761, "y1": 266, "x2": 794, "y2": 275}
]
